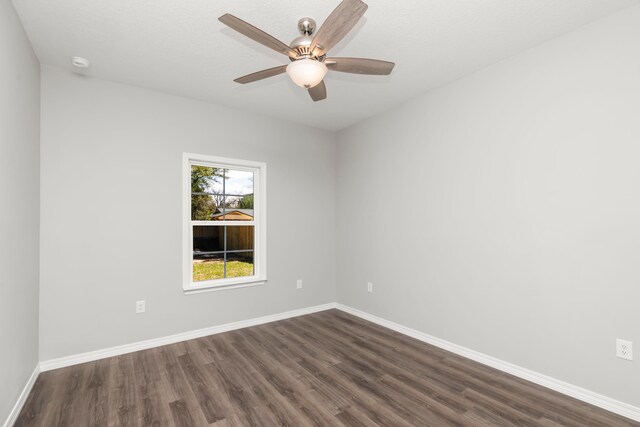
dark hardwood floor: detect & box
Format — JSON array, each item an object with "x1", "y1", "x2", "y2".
[{"x1": 15, "y1": 309, "x2": 639, "y2": 426}]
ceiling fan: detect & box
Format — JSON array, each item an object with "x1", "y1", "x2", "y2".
[{"x1": 218, "y1": 0, "x2": 395, "y2": 102}]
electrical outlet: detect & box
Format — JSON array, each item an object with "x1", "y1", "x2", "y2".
[
  {"x1": 616, "y1": 339, "x2": 633, "y2": 360},
  {"x1": 367, "y1": 282, "x2": 373, "y2": 293},
  {"x1": 136, "y1": 300, "x2": 146, "y2": 314},
  {"x1": 296, "y1": 279, "x2": 302, "y2": 289}
]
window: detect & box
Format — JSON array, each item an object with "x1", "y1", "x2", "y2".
[{"x1": 183, "y1": 153, "x2": 266, "y2": 293}]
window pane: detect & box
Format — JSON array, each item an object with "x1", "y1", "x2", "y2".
[
  {"x1": 193, "y1": 253, "x2": 224, "y2": 282},
  {"x1": 226, "y1": 251, "x2": 254, "y2": 278},
  {"x1": 225, "y1": 169, "x2": 253, "y2": 195},
  {"x1": 191, "y1": 165, "x2": 224, "y2": 195},
  {"x1": 193, "y1": 226, "x2": 224, "y2": 253},
  {"x1": 226, "y1": 226, "x2": 254, "y2": 251},
  {"x1": 191, "y1": 194, "x2": 220, "y2": 221},
  {"x1": 219, "y1": 196, "x2": 254, "y2": 221}
]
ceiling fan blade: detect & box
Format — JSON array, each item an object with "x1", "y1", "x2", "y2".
[
  {"x1": 325, "y1": 57, "x2": 394, "y2": 75},
  {"x1": 234, "y1": 65, "x2": 288, "y2": 84},
  {"x1": 308, "y1": 80, "x2": 327, "y2": 102},
  {"x1": 311, "y1": 0, "x2": 368, "y2": 56},
  {"x1": 219, "y1": 14, "x2": 298, "y2": 58}
]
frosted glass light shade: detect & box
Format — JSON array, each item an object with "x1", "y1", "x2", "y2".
[{"x1": 286, "y1": 59, "x2": 328, "y2": 88}]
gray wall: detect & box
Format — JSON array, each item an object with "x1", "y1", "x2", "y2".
[
  {"x1": 0, "y1": 0, "x2": 40, "y2": 422},
  {"x1": 337, "y1": 5, "x2": 640, "y2": 407},
  {"x1": 40, "y1": 66, "x2": 337, "y2": 361}
]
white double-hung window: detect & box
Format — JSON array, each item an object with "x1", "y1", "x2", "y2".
[{"x1": 183, "y1": 153, "x2": 266, "y2": 293}]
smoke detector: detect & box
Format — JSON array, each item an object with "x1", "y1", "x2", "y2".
[{"x1": 71, "y1": 57, "x2": 90, "y2": 69}]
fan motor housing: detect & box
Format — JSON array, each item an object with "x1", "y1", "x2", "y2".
[
  {"x1": 290, "y1": 35, "x2": 312, "y2": 56},
  {"x1": 291, "y1": 18, "x2": 325, "y2": 60}
]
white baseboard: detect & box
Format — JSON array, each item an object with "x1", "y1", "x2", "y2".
[
  {"x1": 40, "y1": 302, "x2": 337, "y2": 372},
  {"x1": 335, "y1": 303, "x2": 640, "y2": 423},
  {"x1": 3, "y1": 364, "x2": 40, "y2": 427}
]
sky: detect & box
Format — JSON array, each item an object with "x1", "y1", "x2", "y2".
[{"x1": 207, "y1": 169, "x2": 253, "y2": 195}]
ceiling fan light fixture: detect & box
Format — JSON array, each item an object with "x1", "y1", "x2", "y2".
[{"x1": 286, "y1": 59, "x2": 327, "y2": 89}]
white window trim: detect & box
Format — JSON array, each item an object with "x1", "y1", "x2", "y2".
[{"x1": 183, "y1": 153, "x2": 267, "y2": 294}]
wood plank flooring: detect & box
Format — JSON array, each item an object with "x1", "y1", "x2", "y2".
[{"x1": 15, "y1": 309, "x2": 639, "y2": 426}]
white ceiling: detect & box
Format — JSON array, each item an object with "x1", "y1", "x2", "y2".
[{"x1": 12, "y1": 0, "x2": 638, "y2": 130}]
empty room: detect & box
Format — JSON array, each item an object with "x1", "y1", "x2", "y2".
[{"x1": 2, "y1": 0, "x2": 640, "y2": 425}]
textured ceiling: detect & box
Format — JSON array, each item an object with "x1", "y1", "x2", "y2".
[{"x1": 12, "y1": 0, "x2": 638, "y2": 130}]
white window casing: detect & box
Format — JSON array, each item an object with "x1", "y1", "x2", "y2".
[{"x1": 183, "y1": 153, "x2": 267, "y2": 294}]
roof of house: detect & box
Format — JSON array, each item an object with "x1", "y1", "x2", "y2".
[{"x1": 211, "y1": 209, "x2": 254, "y2": 219}]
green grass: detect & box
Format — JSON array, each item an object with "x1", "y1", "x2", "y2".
[{"x1": 193, "y1": 260, "x2": 254, "y2": 282}]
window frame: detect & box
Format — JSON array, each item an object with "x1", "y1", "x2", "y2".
[{"x1": 183, "y1": 153, "x2": 267, "y2": 294}]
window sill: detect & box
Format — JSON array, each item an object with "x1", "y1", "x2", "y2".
[{"x1": 183, "y1": 277, "x2": 267, "y2": 295}]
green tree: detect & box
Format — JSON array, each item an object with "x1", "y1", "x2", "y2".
[
  {"x1": 238, "y1": 193, "x2": 254, "y2": 209},
  {"x1": 191, "y1": 166, "x2": 223, "y2": 220}
]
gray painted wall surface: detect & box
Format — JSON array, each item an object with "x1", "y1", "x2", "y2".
[
  {"x1": 337, "y1": 6, "x2": 640, "y2": 406},
  {"x1": 0, "y1": 0, "x2": 40, "y2": 422},
  {"x1": 40, "y1": 66, "x2": 337, "y2": 361}
]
